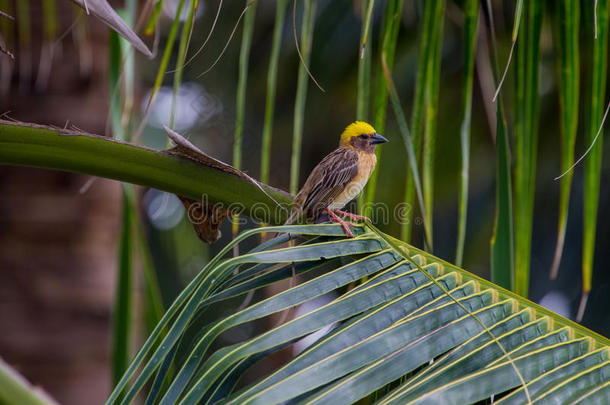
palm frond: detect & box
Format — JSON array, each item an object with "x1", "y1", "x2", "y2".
[{"x1": 107, "y1": 224, "x2": 610, "y2": 404}]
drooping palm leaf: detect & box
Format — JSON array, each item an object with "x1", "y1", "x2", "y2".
[
  {"x1": 260, "y1": 0, "x2": 288, "y2": 185},
  {"x1": 107, "y1": 223, "x2": 610, "y2": 404},
  {"x1": 513, "y1": 0, "x2": 542, "y2": 298},
  {"x1": 401, "y1": 0, "x2": 441, "y2": 244},
  {"x1": 170, "y1": 0, "x2": 199, "y2": 130},
  {"x1": 290, "y1": 0, "x2": 318, "y2": 195},
  {"x1": 147, "y1": 0, "x2": 185, "y2": 115},
  {"x1": 484, "y1": 0, "x2": 515, "y2": 293},
  {"x1": 455, "y1": 0, "x2": 478, "y2": 267},
  {"x1": 233, "y1": 0, "x2": 257, "y2": 238},
  {"x1": 382, "y1": 55, "x2": 432, "y2": 251},
  {"x1": 108, "y1": 5, "x2": 137, "y2": 385},
  {"x1": 549, "y1": 0, "x2": 580, "y2": 280},
  {"x1": 356, "y1": 0, "x2": 375, "y2": 123},
  {"x1": 112, "y1": 187, "x2": 135, "y2": 385},
  {"x1": 361, "y1": 0, "x2": 402, "y2": 217},
  {"x1": 234, "y1": 0, "x2": 256, "y2": 173},
  {"x1": 421, "y1": 0, "x2": 445, "y2": 251},
  {"x1": 579, "y1": 0, "x2": 609, "y2": 322}
]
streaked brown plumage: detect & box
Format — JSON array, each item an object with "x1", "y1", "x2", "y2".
[{"x1": 285, "y1": 121, "x2": 388, "y2": 236}]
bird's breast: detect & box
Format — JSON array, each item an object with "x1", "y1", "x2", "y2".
[{"x1": 328, "y1": 152, "x2": 377, "y2": 210}]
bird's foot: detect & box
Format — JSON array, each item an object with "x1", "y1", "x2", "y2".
[
  {"x1": 326, "y1": 208, "x2": 356, "y2": 237},
  {"x1": 335, "y1": 210, "x2": 369, "y2": 222}
]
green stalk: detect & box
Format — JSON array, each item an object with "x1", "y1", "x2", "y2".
[
  {"x1": 112, "y1": 188, "x2": 135, "y2": 385},
  {"x1": 109, "y1": 30, "x2": 123, "y2": 139},
  {"x1": 491, "y1": 100, "x2": 514, "y2": 291},
  {"x1": 362, "y1": 0, "x2": 402, "y2": 217},
  {"x1": 290, "y1": 0, "x2": 317, "y2": 195},
  {"x1": 148, "y1": 0, "x2": 186, "y2": 109},
  {"x1": 421, "y1": 0, "x2": 445, "y2": 251},
  {"x1": 109, "y1": 4, "x2": 138, "y2": 386},
  {"x1": 234, "y1": 0, "x2": 256, "y2": 171},
  {"x1": 109, "y1": 7, "x2": 165, "y2": 388},
  {"x1": 355, "y1": 0, "x2": 375, "y2": 213},
  {"x1": 260, "y1": 0, "x2": 288, "y2": 185},
  {"x1": 357, "y1": 0, "x2": 375, "y2": 121},
  {"x1": 455, "y1": 0, "x2": 478, "y2": 266},
  {"x1": 109, "y1": 19, "x2": 126, "y2": 388},
  {"x1": 578, "y1": 0, "x2": 608, "y2": 322},
  {"x1": 549, "y1": 0, "x2": 580, "y2": 279},
  {"x1": 170, "y1": 0, "x2": 198, "y2": 130},
  {"x1": 0, "y1": 122, "x2": 293, "y2": 221},
  {"x1": 484, "y1": 0, "x2": 515, "y2": 291},
  {"x1": 129, "y1": 0, "x2": 164, "y2": 335},
  {"x1": 145, "y1": 0, "x2": 165, "y2": 35},
  {"x1": 233, "y1": 0, "x2": 257, "y2": 240},
  {"x1": 136, "y1": 206, "x2": 165, "y2": 334},
  {"x1": 513, "y1": 0, "x2": 542, "y2": 298}
]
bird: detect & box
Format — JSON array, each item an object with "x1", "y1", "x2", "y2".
[{"x1": 285, "y1": 121, "x2": 388, "y2": 237}]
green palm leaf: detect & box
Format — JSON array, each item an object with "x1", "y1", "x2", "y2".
[{"x1": 107, "y1": 224, "x2": 610, "y2": 404}]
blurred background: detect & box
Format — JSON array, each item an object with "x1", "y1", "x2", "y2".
[{"x1": 1, "y1": 0, "x2": 609, "y2": 403}]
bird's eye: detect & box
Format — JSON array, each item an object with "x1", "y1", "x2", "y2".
[{"x1": 359, "y1": 134, "x2": 368, "y2": 139}]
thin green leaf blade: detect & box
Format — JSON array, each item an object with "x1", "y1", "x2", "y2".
[
  {"x1": 234, "y1": 0, "x2": 256, "y2": 170},
  {"x1": 170, "y1": 0, "x2": 199, "y2": 130},
  {"x1": 356, "y1": 0, "x2": 375, "y2": 122},
  {"x1": 382, "y1": 57, "x2": 432, "y2": 249},
  {"x1": 148, "y1": 0, "x2": 186, "y2": 110},
  {"x1": 220, "y1": 292, "x2": 500, "y2": 405},
  {"x1": 513, "y1": 0, "x2": 543, "y2": 297},
  {"x1": 260, "y1": 0, "x2": 288, "y2": 184},
  {"x1": 455, "y1": 0, "x2": 478, "y2": 266},
  {"x1": 301, "y1": 299, "x2": 515, "y2": 405},
  {"x1": 290, "y1": 0, "x2": 317, "y2": 195},
  {"x1": 491, "y1": 99, "x2": 514, "y2": 291},
  {"x1": 497, "y1": 347, "x2": 610, "y2": 404},
  {"x1": 421, "y1": 0, "x2": 445, "y2": 250},
  {"x1": 412, "y1": 338, "x2": 592, "y2": 404},
  {"x1": 361, "y1": 0, "x2": 402, "y2": 216},
  {"x1": 579, "y1": 0, "x2": 609, "y2": 322},
  {"x1": 549, "y1": 0, "x2": 580, "y2": 280},
  {"x1": 112, "y1": 188, "x2": 135, "y2": 385}
]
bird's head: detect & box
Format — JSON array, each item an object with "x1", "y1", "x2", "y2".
[{"x1": 339, "y1": 121, "x2": 388, "y2": 153}]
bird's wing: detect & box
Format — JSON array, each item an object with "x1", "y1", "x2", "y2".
[{"x1": 298, "y1": 147, "x2": 359, "y2": 220}]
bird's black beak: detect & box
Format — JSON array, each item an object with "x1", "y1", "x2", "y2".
[{"x1": 370, "y1": 133, "x2": 388, "y2": 144}]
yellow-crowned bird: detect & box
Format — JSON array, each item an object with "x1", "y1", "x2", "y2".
[{"x1": 285, "y1": 121, "x2": 388, "y2": 236}]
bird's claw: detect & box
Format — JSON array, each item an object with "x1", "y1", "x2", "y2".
[
  {"x1": 335, "y1": 210, "x2": 369, "y2": 222},
  {"x1": 326, "y1": 208, "x2": 356, "y2": 237}
]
